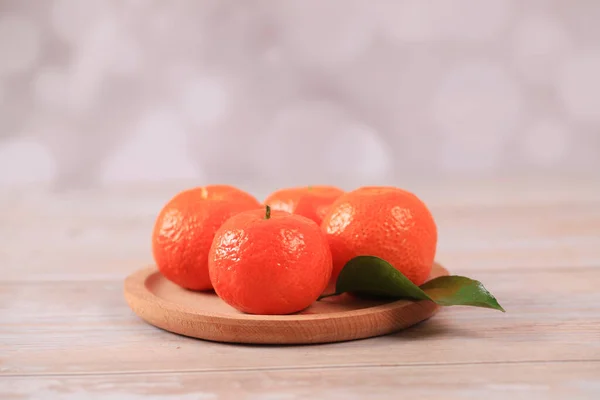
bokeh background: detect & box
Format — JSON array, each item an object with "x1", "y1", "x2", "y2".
[{"x1": 0, "y1": 0, "x2": 599, "y2": 195}]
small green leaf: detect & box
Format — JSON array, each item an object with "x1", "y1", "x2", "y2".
[
  {"x1": 319, "y1": 255, "x2": 504, "y2": 312},
  {"x1": 420, "y1": 276, "x2": 505, "y2": 311}
]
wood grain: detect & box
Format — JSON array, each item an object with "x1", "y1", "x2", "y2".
[
  {"x1": 2, "y1": 361, "x2": 599, "y2": 400},
  {"x1": 1, "y1": 180, "x2": 599, "y2": 398}
]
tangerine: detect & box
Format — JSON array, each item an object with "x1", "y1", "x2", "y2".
[
  {"x1": 264, "y1": 185, "x2": 344, "y2": 225},
  {"x1": 321, "y1": 186, "x2": 437, "y2": 285},
  {"x1": 152, "y1": 185, "x2": 261, "y2": 291},
  {"x1": 208, "y1": 206, "x2": 333, "y2": 315}
]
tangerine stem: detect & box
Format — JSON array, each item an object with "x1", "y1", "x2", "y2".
[{"x1": 265, "y1": 204, "x2": 271, "y2": 220}]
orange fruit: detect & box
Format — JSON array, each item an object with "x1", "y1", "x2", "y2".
[
  {"x1": 208, "y1": 206, "x2": 333, "y2": 315},
  {"x1": 264, "y1": 185, "x2": 344, "y2": 225},
  {"x1": 321, "y1": 186, "x2": 437, "y2": 286},
  {"x1": 152, "y1": 185, "x2": 261, "y2": 291}
]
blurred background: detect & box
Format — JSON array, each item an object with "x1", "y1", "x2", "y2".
[{"x1": 0, "y1": 0, "x2": 598, "y2": 196}]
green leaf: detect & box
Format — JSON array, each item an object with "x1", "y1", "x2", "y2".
[
  {"x1": 319, "y1": 255, "x2": 504, "y2": 312},
  {"x1": 326, "y1": 256, "x2": 431, "y2": 301},
  {"x1": 420, "y1": 276, "x2": 505, "y2": 311}
]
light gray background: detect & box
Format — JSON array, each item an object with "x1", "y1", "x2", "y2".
[{"x1": 0, "y1": 0, "x2": 599, "y2": 194}]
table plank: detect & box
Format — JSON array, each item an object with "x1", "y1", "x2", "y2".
[
  {"x1": 2, "y1": 200, "x2": 600, "y2": 281},
  {"x1": 2, "y1": 361, "x2": 599, "y2": 400},
  {"x1": 2, "y1": 269, "x2": 599, "y2": 375}
]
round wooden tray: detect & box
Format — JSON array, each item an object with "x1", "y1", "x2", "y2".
[{"x1": 124, "y1": 262, "x2": 449, "y2": 345}]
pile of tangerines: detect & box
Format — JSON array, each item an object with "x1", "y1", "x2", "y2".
[{"x1": 152, "y1": 185, "x2": 437, "y2": 315}]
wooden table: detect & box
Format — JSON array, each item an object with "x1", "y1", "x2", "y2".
[{"x1": 2, "y1": 178, "x2": 599, "y2": 399}]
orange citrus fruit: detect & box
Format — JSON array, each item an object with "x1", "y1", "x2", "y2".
[
  {"x1": 208, "y1": 206, "x2": 333, "y2": 314},
  {"x1": 152, "y1": 185, "x2": 261, "y2": 291},
  {"x1": 264, "y1": 185, "x2": 344, "y2": 225},
  {"x1": 321, "y1": 186, "x2": 437, "y2": 286}
]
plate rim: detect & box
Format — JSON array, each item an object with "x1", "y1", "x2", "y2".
[{"x1": 124, "y1": 262, "x2": 449, "y2": 323}]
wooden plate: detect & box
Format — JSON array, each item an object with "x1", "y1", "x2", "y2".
[{"x1": 124, "y1": 263, "x2": 449, "y2": 345}]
